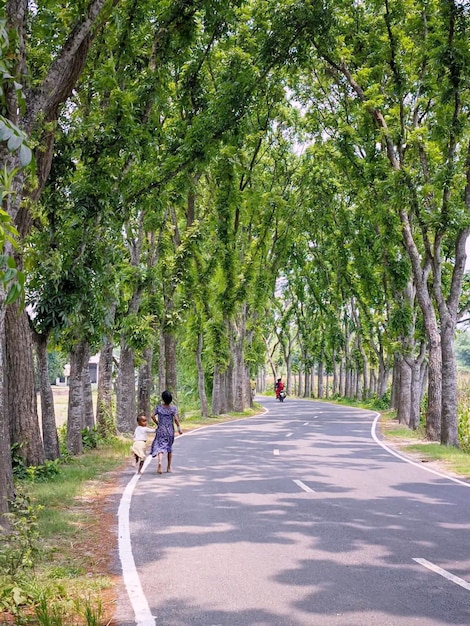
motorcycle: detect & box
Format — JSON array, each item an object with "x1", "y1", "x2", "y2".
[{"x1": 278, "y1": 390, "x2": 286, "y2": 402}]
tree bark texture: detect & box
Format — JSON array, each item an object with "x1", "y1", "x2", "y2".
[
  {"x1": 82, "y1": 343, "x2": 95, "y2": 431},
  {"x1": 164, "y1": 330, "x2": 177, "y2": 397},
  {"x1": 32, "y1": 331, "x2": 60, "y2": 460},
  {"x1": 0, "y1": 296, "x2": 14, "y2": 525},
  {"x1": 196, "y1": 333, "x2": 209, "y2": 418},
  {"x1": 96, "y1": 336, "x2": 115, "y2": 436},
  {"x1": 138, "y1": 345, "x2": 153, "y2": 417},
  {"x1": 6, "y1": 305, "x2": 44, "y2": 466},
  {"x1": 66, "y1": 340, "x2": 89, "y2": 455},
  {"x1": 397, "y1": 356, "x2": 411, "y2": 426},
  {"x1": 116, "y1": 342, "x2": 136, "y2": 434}
]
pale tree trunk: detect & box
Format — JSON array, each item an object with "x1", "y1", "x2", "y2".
[
  {"x1": 332, "y1": 352, "x2": 338, "y2": 396},
  {"x1": 401, "y1": 231, "x2": 443, "y2": 441},
  {"x1": 391, "y1": 354, "x2": 400, "y2": 409},
  {"x1": 96, "y1": 335, "x2": 115, "y2": 436},
  {"x1": 339, "y1": 360, "x2": 345, "y2": 396},
  {"x1": 0, "y1": 295, "x2": 14, "y2": 526},
  {"x1": 158, "y1": 331, "x2": 166, "y2": 392},
  {"x1": 397, "y1": 355, "x2": 412, "y2": 426},
  {"x1": 226, "y1": 362, "x2": 235, "y2": 411},
  {"x1": 6, "y1": 304, "x2": 44, "y2": 466},
  {"x1": 440, "y1": 321, "x2": 459, "y2": 445},
  {"x1": 67, "y1": 340, "x2": 89, "y2": 455},
  {"x1": 138, "y1": 345, "x2": 153, "y2": 417},
  {"x1": 212, "y1": 365, "x2": 228, "y2": 416},
  {"x1": 32, "y1": 330, "x2": 60, "y2": 460},
  {"x1": 317, "y1": 360, "x2": 324, "y2": 398},
  {"x1": 377, "y1": 350, "x2": 391, "y2": 399},
  {"x1": 434, "y1": 224, "x2": 469, "y2": 445},
  {"x1": 362, "y1": 353, "x2": 368, "y2": 399},
  {"x1": 303, "y1": 351, "x2": 310, "y2": 397},
  {"x1": 164, "y1": 330, "x2": 177, "y2": 397},
  {"x1": 409, "y1": 343, "x2": 427, "y2": 430},
  {"x1": 196, "y1": 333, "x2": 209, "y2": 418},
  {"x1": 82, "y1": 344, "x2": 94, "y2": 430},
  {"x1": 231, "y1": 313, "x2": 248, "y2": 413},
  {"x1": 116, "y1": 342, "x2": 135, "y2": 434}
]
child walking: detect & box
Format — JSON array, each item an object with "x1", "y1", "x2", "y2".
[{"x1": 131, "y1": 413, "x2": 155, "y2": 474}]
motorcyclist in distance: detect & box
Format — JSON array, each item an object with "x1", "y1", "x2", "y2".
[{"x1": 275, "y1": 377, "x2": 284, "y2": 400}]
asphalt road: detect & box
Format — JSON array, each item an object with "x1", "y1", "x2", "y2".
[{"x1": 114, "y1": 397, "x2": 470, "y2": 626}]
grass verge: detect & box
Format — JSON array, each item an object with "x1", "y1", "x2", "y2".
[{"x1": 1, "y1": 437, "x2": 130, "y2": 625}]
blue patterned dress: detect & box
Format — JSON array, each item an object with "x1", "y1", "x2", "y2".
[{"x1": 150, "y1": 404, "x2": 177, "y2": 456}]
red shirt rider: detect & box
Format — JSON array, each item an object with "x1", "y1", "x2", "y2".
[{"x1": 275, "y1": 378, "x2": 284, "y2": 398}]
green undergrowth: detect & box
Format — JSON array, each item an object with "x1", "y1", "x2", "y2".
[{"x1": 1, "y1": 437, "x2": 130, "y2": 625}]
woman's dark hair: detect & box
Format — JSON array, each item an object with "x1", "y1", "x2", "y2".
[{"x1": 162, "y1": 390, "x2": 172, "y2": 404}]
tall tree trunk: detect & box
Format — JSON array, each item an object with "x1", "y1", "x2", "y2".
[
  {"x1": 391, "y1": 354, "x2": 400, "y2": 409},
  {"x1": 409, "y1": 344, "x2": 426, "y2": 430},
  {"x1": 212, "y1": 365, "x2": 229, "y2": 416},
  {"x1": 6, "y1": 305, "x2": 44, "y2": 466},
  {"x1": 332, "y1": 352, "x2": 338, "y2": 396},
  {"x1": 164, "y1": 330, "x2": 177, "y2": 397},
  {"x1": 66, "y1": 340, "x2": 89, "y2": 455},
  {"x1": 196, "y1": 333, "x2": 209, "y2": 418},
  {"x1": 440, "y1": 322, "x2": 459, "y2": 445},
  {"x1": 377, "y1": 350, "x2": 390, "y2": 399},
  {"x1": 0, "y1": 297, "x2": 14, "y2": 526},
  {"x1": 96, "y1": 335, "x2": 115, "y2": 436},
  {"x1": 82, "y1": 343, "x2": 94, "y2": 430},
  {"x1": 317, "y1": 360, "x2": 324, "y2": 398},
  {"x1": 339, "y1": 359, "x2": 345, "y2": 396},
  {"x1": 231, "y1": 314, "x2": 248, "y2": 413},
  {"x1": 397, "y1": 355, "x2": 411, "y2": 426},
  {"x1": 158, "y1": 331, "x2": 166, "y2": 393},
  {"x1": 32, "y1": 330, "x2": 60, "y2": 460},
  {"x1": 116, "y1": 342, "x2": 135, "y2": 433},
  {"x1": 138, "y1": 345, "x2": 153, "y2": 417}
]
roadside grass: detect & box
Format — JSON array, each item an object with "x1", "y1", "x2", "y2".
[
  {"x1": 1, "y1": 437, "x2": 130, "y2": 625},
  {"x1": 402, "y1": 443, "x2": 470, "y2": 478}
]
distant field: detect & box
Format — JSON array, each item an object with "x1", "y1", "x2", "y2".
[{"x1": 37, "y1": 386, "x2": 96, "y2": 429}]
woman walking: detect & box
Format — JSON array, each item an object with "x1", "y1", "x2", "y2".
[{"x1": 150, "y1": 390, "x2": 183, "y2": 474}]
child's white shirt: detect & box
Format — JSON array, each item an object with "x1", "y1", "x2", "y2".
[{"x1": 134, "y1": 425, "x2": 155, "y2": 441}]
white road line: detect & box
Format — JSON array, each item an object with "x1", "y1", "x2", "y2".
[
  {"x1": 286, "y1": 432, "x2": 293, "y2": 438},
  {"x1": 303, "y1": 422, "x2": 309, "y2": 425},
  {"x1": 371, "y1": 414, "x2": 470, "y2": 488},
  {"x1": 413, "y1": 558, "x2": 470, "y2": 591},
  {"x1": 273, "y1": 449, "x2": 280, "y2": 455},
  {"x1": 118, "y1": 457, "x2": 156, "y2": 626},
  {"x1": 293, "y1": 479, "x2": 315, "y2": 493}
]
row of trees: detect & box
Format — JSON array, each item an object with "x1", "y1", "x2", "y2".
[{"x1": 1, "y1": 0, "x2": 469, "y2": 525}]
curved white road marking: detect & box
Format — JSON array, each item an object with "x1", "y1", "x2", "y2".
[
  {"x1": 413, "y1": 558, "x2": 470, "y2": 591},
  {"x1": 371, "y1": 413, "x2": 470, "y2": 488},
  {"x1": 118, "y1": 456, "x2": 156, "y2": 626}
]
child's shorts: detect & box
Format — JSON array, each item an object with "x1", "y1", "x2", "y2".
[{"x1": 131, "y1": 440, "x2": 147, "y2": 460}]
